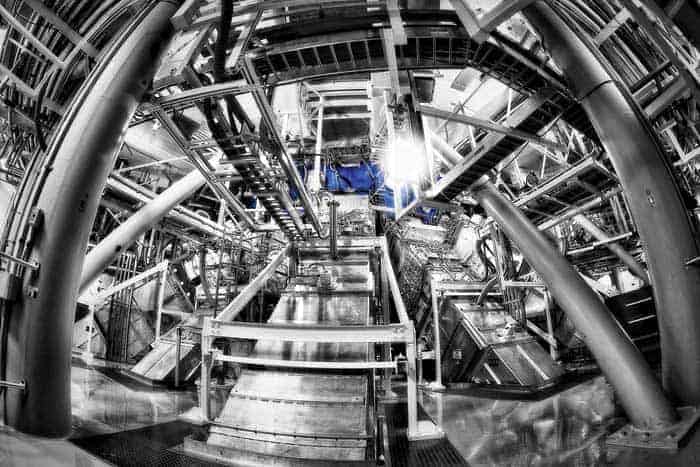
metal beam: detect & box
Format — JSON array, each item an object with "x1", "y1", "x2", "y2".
[
  {"x1": 386, "y1": 0, "x2": 407, "y2": 45},
  {"x1": 427, "y1": 91, "x2": 550, "y2": 198},
  {"x1": 525, "y1": 1, "x2": 700, "y2": 404},
  {"x1": 95, "y1": 261, "x2": 169, "y2": 301},
  {"x1": 23, "y1": 0, "x2": 99, "y2": 57},
  {"x1": 151, "y1": 109, "x2": 255, "y2": 228},
  {"x1": 0, "y1": 3, "x2": 63, "y2": 66},
  {"x1": 215, "y1": 246, "x2": 290, "y2": 322},
  {"x1": 171, "y1": 0, "x2": 204, "y2": 30},
  {"x1": 104, "y1": 176, "x2": 227, "y2": 238},
  {"x1": 479, "y1": 1, "x2": 537, "y2": 35},
  {"x1": 310, "y1": 111, "x2": 372, "y2": 120},
  {"x1": 207, "y1": 320, "x2": 412, "y2": 343},
  {"x1": 380, "y1": 28, "x2": 401, "y2": 96},
  {"x1": 420, "y1": 104, "x2": 568, "y2": 153},
  {"x1": 153, "y1": 83, "x2": 256, "y2": 111},
  {"x1": 225, "y1": 9, "x2": 263, "y2": 70},
  {"x1": 448, "y1": 0, "x2": 486, "y2": 42},
  {"x1": 573, "y1": 214, "x2": 649, "y2": 283},
  {"x1": 472, "y1": 179, "x2": 677, "y2": 430},
  {"x1": 536, "y1": 187, "x2": 623, "y2": 231},
  {"x1": 79, "y1": 161, "x2": 222, "y2": 293},
  {"x1": 241, "y1": 56, "x2": 323, "y2": 235},
  {"x1": 514, "y1": 158, "x2": 597, "y2": 207},
  {"x1": 1, "y1": 1, "x2": 178, "y2": 437},
  {"x1": 213, "y1": 354, "x2": 396, "y2": 370}
]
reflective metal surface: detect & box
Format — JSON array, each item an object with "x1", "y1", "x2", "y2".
[
  {"x1": 71, "y1": 365, "x2": 197, "y2": 437},
  {"x1": 421, "y1": 376, "x2": 617, "y2": 466}
]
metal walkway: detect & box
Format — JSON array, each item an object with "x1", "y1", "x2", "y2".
[{"x1": 187, "y1": 248, "x2": 379, "y2": 463}]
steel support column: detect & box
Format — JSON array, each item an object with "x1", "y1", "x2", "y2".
[
  {"x1": 2, "y1": 0, "x2": 178, "y2": 436},
  {"x1": 472, "y1": 180, "x2": 677, "y2": 429},
  {"x1": 79, "y1": 162, "x2": 218, "y2": 293},
  {"x1": 523, "y1": 1, "x2": 700, "y2": 405}
]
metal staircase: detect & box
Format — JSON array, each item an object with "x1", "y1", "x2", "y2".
[{"x1": 186, "y1": 245, "x2": 379, "y2": 463}]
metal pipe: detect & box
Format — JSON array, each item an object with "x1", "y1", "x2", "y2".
[
  {"x1": 312, "y1": 98, "x2": 324, "y2": 192},
  {"x1": 537, "y1": 187, "x2": 622, "y2": 231},
  {"x1": 427, "y1": 129, "x2": 463, "y2": 166},
  {"x1": 573, "y1": 214, "x2": 649, "y2": 283},
  {"x1": 524, "y1": 1, "x2": 700, "y2": 404},
  {"x1": 79, "y1": 161, "x2": 220, "y2": 293},
  {"x1": 241, "y1": 57, "x2": 323, "y2": 235},
  {"x1": 104, "y1": 176, "x2": 225, "y2": 237},
  {"x1": 2, "y1": 0, "x2": 178, "y2": 437},
  {"x1": 430, "y1": 280, "x2": 445, "y2": 389},
  {"x1": 472, "y1": 179, "x2": 677, "y2": 430},
  {"x1": 329, "y1": 200, "x2": 339, "y2": 260},
  {"x1": 215, "y1": 246, "x2": 290, "y2": 322},
  {"x1": 175, "y1": 326, "x2": 182, "y2": 388}
]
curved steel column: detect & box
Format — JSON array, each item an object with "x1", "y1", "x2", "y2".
[
  {"x1": 523, "y1": 1, "x2": 700, "y2": 405},
  {"x1": 473, "y1": 180, "x2": 677, "y2": 429},
  {"x1": 2, "y1": 0, "x2": 178, "y2": 436}
]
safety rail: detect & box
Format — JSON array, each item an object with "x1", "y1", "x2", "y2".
[
  {"x1": 81, "y1": 260, "x2": 170, "y2": 357},
  {"x1": 197, "y1": 236, "x2": 442, "y2": 441}
]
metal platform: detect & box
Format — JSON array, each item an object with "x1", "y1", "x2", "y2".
[{"x1": 187, "y1": 250, "x2": 378, "y2": 463}]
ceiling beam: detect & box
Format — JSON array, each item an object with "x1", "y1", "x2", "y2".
[
  {"x1": 419, "y1": 104, "x2": 568, "y2": 153},
  {"x1": 449, "y1": 0, "x2": 536, "y2": 43}
]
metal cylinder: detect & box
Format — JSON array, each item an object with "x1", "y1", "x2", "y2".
[
  {"x1": 472, "y1": 180, "x2": 677, "y2": 430},
  {"x1": 573, "y1": 214, "x2": 649, "y2": 284},
  {"x1": 524, "y1": 1, "x2": 700, "y2": 405},
  {"x1": 80, "y1": 162, "x2": 218, "y2": 293},
  {"x1": 2, "y1": 1, "x2": 178, "y2": 436},
  {"x1": 329, "y1": 200, "x2": 339, "y2": 260}
]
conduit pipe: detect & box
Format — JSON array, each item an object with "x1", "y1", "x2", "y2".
[
  {"x1": 523, "y1": 2, "x2": 700, "y2": 404},
  {"x1": 573, "y1": 214, "x2": 649, "y2": 284},
  {"x1": 472, "y1": 179, "x2": 677, "y2": 430},
  {"x1": 427, "y1": 129, "x2": 463, "y2": 166},
  {"x1": 79, "y1": 160, "x2": 220, "y2": 293},
  {"x1": 2, "y1": 0, "x2": 178, "y2": 436},
  {"x1": 103, "y1": 176, "x2": 225, "y2": 237}
]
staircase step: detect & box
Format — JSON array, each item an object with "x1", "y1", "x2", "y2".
[
  {"x1": 213, "y1": 397, "x2": 368, "y2": 439},
  {"x1": 232, "y1": 369, "x2": 367, "y2": 404}
]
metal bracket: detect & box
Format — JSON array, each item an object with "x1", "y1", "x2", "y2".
[
  {"x1": 607, "y1": 406, "x2": 700, "y2": 450},
  {"x1": 0, "y1": 251, "x2": 39, "y2": 270},
  {"x1": 0, "y1": 379, "x2": 26, "y2": 391}
]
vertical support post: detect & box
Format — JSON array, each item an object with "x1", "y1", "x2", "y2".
[
  {"x1": 329, "y1": 200, "x2": 339, "y2": 260},
  {"x1": 312, "y1": 98, "x2": 324, "y2": 193},
  {"x1": 543, "y1": 290, "x2": 558, "y2": 360},
  {"x1": 1, "y1": 0, "x2": 178, "y2": 437},
  {"x1": 472, "y1": 179, "x2": 678, "y2": 430},
  {"x1": 83, "y1": 305, "x2": 96, "y2": 359},
  {"x1": 154, "y1": 267, "x2": 167, "y2": 345},
  {"x1": 200, "y1": 317, "x2": 213, "y2": 422},
  {"x1": 405, "y1": 326, "x2": 418, "y2": 439},
  {"x1": 174, "y1": 326, "x2": 182, "y2": 388},
  {"x1": 378, "y1": 246, "x2": 392, "y2": 393},
  {"x1": 524, "y1": 1, "x2": 700, "y2": 405},
  {"x1": 430, "y1": 281, "x2": 445, "y2": 390}
]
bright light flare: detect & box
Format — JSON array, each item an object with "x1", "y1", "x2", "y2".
[{"x1": 384, "y1": 136, "x2": 427, "y2": 188}]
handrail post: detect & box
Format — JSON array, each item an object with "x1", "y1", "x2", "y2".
[
  {"x1": 174, "y1": 326, "x2": 182, "y2": 388},
  {"x1": 405, "y1": 325, "x2": 418, "y2": 439},
  {"x1": 430, "y1": 280, "x2": 445, "y2": 390},
  {"x1": 200, "y1": 317, "x2": 213, "y2": 422},
  {"x1": 154, "y1": 266, "x2": 167, "y2": 345}
]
